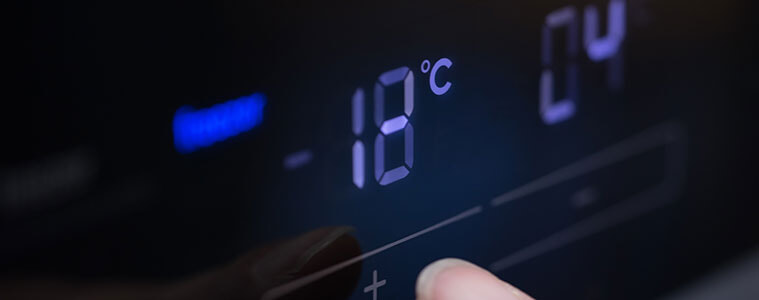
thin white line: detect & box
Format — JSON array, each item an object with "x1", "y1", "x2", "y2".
[
  {"x1": 489, "y1": 121, "x2": 685, "y2": 272},
  {"x1": 490, "y1": 122, "x2": 678, "y2": 207},
  {"x1": 261, "y1": 205, "x2": 483, "y2": 300},
  {"x1": 489, "y1": 184, "x2": 671, "y2": 272}
]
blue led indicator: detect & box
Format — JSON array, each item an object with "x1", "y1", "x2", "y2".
[{"x1": 173, "y1": 93, "x2": 266, "y2": 154}]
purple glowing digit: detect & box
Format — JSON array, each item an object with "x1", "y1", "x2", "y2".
[
  {"x1": 540, "y1": 6, "x2": 579, "y2": 125},
  {"x1": 584, "y1": 0, "x2": 626, "y2": 62},
  {"x1": 352, "y1": 88, "x2": 365, "y2": 189},
  {"x1": 352, "y1": 88, "x2": 364, "y2": 136},
  {"x1": 373, "y1": 66, "x2": 414, "y2": 185},
  {"x1": 375, "y1": 130, "x2": 409, "y2": 186},
  {"x1": 540, "y1": 69, "x2": 576, "y2": 124},
  {"x1": 379, "y1": 166, "x2": 410, "y2": 186},
  {"x1": 404, "y1": 70, "x2": 415, "y2": 115},
  {"x1": 374, "y1": 134, "x2": 384, "y2": 182},
  {"x1": 353, "y1": 141, "x2": 365, "y2": 188},
  {"x1": 380, "y1": 115, "x2": 408, "y2": 135},
  {"x1": 404, "y1": 123, "x2": 414, "y2": 168}
]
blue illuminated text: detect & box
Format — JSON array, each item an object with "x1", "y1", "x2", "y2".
[{"x1": 173, "y1": 93, "x2": 266, "y2": 154}]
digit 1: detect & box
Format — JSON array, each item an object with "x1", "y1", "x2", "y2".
[
  {"x1": 584, "y1": 0, "x2": 626, "y2": 89},
  {"x1": 374, "y1": 66, "x2": 414, "y2": 186},
  {"x1": 540, "y1": 6, "x2": 579, "y2": 125},
  {"x1": 352, "y1": 88, "x2": 365, "y2": 189}
]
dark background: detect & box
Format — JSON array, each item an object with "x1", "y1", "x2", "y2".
[{"x1": 2, "y1": 0, "x2": 757, "y2": 299}]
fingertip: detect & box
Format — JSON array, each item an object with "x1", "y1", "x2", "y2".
[{"x1": 415, "y1": 258, "x2": 533, "y2": 300}]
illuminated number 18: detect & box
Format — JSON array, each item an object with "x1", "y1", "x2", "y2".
[{"x1": 352, "y1": 67, "x2": 414, "y2": 188}]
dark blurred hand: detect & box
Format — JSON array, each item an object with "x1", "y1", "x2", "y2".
[
  {"x1": 0, "y1": 226, "x2": 362, "y2": 300},
  {"x1": 1, "y1": 227, "x2": 532, "y2": 300}
]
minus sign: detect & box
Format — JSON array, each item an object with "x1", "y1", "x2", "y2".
[{"x1": 283, "y1": 149, "x2": 313, "y2": 171}]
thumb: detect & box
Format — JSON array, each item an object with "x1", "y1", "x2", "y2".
[{"x1": 416, "y1": 258, "x2": 534, "y2": 300}]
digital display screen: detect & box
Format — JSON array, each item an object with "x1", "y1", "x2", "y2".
[{"x1": 3, "y1": 0, "x2": 757, "y2": 299}]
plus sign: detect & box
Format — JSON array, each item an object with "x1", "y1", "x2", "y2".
[{"x1": 363, "y1": 270, "x2": 387, "y2": 300}]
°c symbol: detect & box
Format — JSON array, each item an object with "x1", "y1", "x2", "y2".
[{"x1": 426, "y1": 58, "x2": 452, "y2": 95}]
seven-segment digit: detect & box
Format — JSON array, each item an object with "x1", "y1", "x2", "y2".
[
  {"x1": 583, "y1": 0, "x2": 626, "y2": 62},
  {"x1": 540, "y1": 6, "x2": 579, "y2": 125},
  {"x1": 352, "y1": 88, "x2": 366, "y2": 188},
  {"x1": 374, "y1": 67, "x2": 415, "y2": 185}
]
